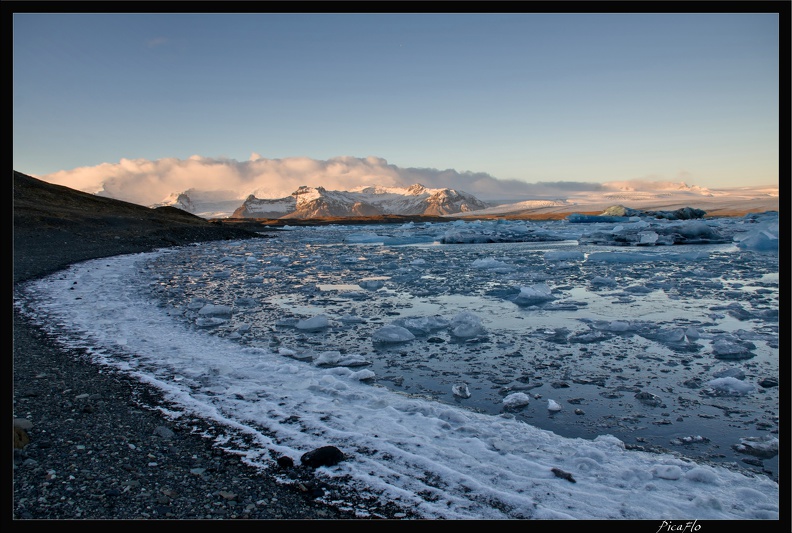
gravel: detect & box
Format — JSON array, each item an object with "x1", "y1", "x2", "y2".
[{"x1": 13, "y1": 172, "x2": 416, "y2": 520}]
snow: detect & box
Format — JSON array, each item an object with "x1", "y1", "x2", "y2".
[{"x1": 14, "y1": 211, "x2": 779, "y2": 520}]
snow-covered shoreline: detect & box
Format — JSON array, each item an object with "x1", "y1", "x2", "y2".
[{"x1": 15, "y1": 212, "x2": 779, "y2": 519}]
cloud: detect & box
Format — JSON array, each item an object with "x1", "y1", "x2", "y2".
[
  {"x1": 37, "y1": 155, "x2": 708, "y2": 207},
  {"x1": 601, "y1": 179, "x2": 709, "y2": 193}
]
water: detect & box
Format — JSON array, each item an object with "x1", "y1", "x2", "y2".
[{"x1": 138, "y1": 220, "x2": 779, "y2": 480}]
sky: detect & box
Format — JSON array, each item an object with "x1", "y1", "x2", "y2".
[
  {"x1": 15, "y1": 215, "x2": 780, "y2": 520},
  {"x1": 12, "y1": 11, "x2": 782, "y2": 201}
]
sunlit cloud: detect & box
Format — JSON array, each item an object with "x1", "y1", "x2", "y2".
[{"x1": 37, "y1": 155, "x2": 721, "y2": 208}]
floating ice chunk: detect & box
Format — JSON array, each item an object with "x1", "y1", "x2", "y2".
[
  {"x1": 194, "y1": 317, "x2": 227, "y2": 328},
  {"x1": 345, "y1": 232, "x2": 388, "y2": 244},
  {"x1": 590, "y1": 276, "x2": 618, "y2": 287},
  {"x1": 735, "y1": 219, "x2": 779, "y2": 252},
  {"x1": 313, "y1": 350, "x2": 370, "y2": 367},
  {"x1": 711, "y1": 337, "x2": 755, "y2": 359},
  {"x1": 449, "y1": 311, "x2": 485, "y2": 338},
  {"x1": 623, "y1": 284, "x2": 653, "y2": 294},
  {"x1": 705, "y1": 377, "x2": 754, "y2": 396},
  {"x1": 513, "y1": 284, "x2": 555, "y2": 306},
  {"x1": 275, "y1": 317, "x2": 299, "y2": 328},
  {"x1": 569, "y1": 330, "x2": 613, "y2": 343},
  {"x1": 394, "y1": 316, "x2": 450, "y2": 335},
  {"x1": 339, "y1": 314, "x2": 366, "y2": 324},
  {"x1": 586, "y1": 252, "x2": 656, "y2": 263},
  {"x1": 606, "y1": 320, "x2": 632, "y2": 333},
  {"x1": 654, "y1": 328, "x2": 687, "y2": 344},
  {"x1": 671, "y1": 221, "x2": 727, "y2": 243},
  {"x1": 296, "y1": 315, "x2": 331, "y2": 331},
  {"x1": 349, "y1": 369, "x2": 376, "y2": 381},
  {"x1": 187, "y1": 298, "x2": 210, "y2": 310},
  {"x1": 732, "y1": 435, "x2": 779, "y2": 458},
  {"x1": 669, "y1": 435, "x2": 710, "y2": 446},
  {"x1": 543, "y1": 250, "x2": 585, "y2": 262},
  {"x1": 452, "y1": 383, "x2": 471, "y2": 399},
  {"x1": 547, "y1": 399, "x2": 562, "y2": 411},
  {"x1": 359, "y1": 279, "x2": 385, "y2": 290},
  {"x1": 712, "y1": 366, "x2": 745, "y2": 380},
  {"x1": 472, "y1": 258, "x2": 511, "y2": 270},
  {"x1": 372, "y1": 325, "x2": 415, "y2": 343},
  {"x1": 198, "y1": 303, "x2": 233, "y2": 316},
  {"x1": 340, "y1": 291, "x2": 368, "y2": 300},
  {"x1": 502, "y1": 392, "x2": 531, "y2": 409},
  {"x1": 637, "y1": 231, "x2": 659, "y2": 245},
  {"x1": 685, "y1": 326, "x2": 701, "y2": 340},
  {"x1": 635, "y1": 391, "x2": 664, "y2": 407}
]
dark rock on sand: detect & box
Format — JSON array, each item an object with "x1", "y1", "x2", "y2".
[{"x1": 301, "y1": 446, "x2": 347, "y2": 468}]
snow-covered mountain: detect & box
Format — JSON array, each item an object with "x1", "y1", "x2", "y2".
[
  {"x1": 229, "y1": 184, "x2": 491, "y2": 219},
  {"x1": 151, "y1": 189, "x2": 258, "y2": 219},
  {"x1": 152, "y1": 181, "x2": 778, "y2": 220}
]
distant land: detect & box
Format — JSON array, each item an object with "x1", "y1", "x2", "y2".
[
  {"x1": 16, "y1": 169, "x2": 778, "y2": 237},
  {"x1": 153, "y1": 181, "x2": 778, "y2": 222}
]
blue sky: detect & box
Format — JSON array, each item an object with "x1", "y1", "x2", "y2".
[{"x1": 13, "y1": 12, "x2": 781, "y2": 190}]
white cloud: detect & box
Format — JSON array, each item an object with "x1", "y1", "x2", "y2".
[{"x1": 36, "y1": 155, "x2": 732, "y2": 208}]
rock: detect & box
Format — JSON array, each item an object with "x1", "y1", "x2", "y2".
[
  {"x1": 154, "y1": 425, "x2": 175, "y2": 439},
  {"x1": 635, "y1": 391, "x2": 664, "y2": 407},
  {"x1": 300, "y1": 446, "x2": 346, "y2": 468},
  {"x1": 14, "y1": 427, "x2": 30, "y2": 449},
  {"x1": 13, "y1": 418, "x2": 32, "y2": 449},
  {"x1": 276, "y1": 456, "x2": 294, "y2": 468},
  {"x1": 14, "y1": 418, "x2": 33, "y2": 431},
  {"x1": 551, "y1": 467, "x2": 576, "y2": 483},
  {"x1": 759, "y1": 377, "x2": 778, "y2": 388}
]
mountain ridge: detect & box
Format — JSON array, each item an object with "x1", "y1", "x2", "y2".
[
  {"x1": 209, "y1": 184, "x2": 491, "y2": 219},
  {"x1": 151, "y1": 180, "x2": 778, "y2": 220}
]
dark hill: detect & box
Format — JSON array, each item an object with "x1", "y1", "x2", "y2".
[{"x1": 13, "y1": 170, "x2": 263, "y2": 283}]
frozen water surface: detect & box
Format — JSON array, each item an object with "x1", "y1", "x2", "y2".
[{"x1": 16, "y1": 214, "x2": 779, "y2": 519}]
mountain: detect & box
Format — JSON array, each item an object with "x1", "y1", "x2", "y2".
[
  {"x1": 152, "y1": 189, "x2": 250, "y2": 219},
  {"x1": 13, "y1": 171, "x2": 261, "y2": 283},
  {"x1": 228, "y1": 184, "x2": 491, "y2": 219},
  {"x1": 150, "y1": 180, "x2": 778, "y2": 220}
]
